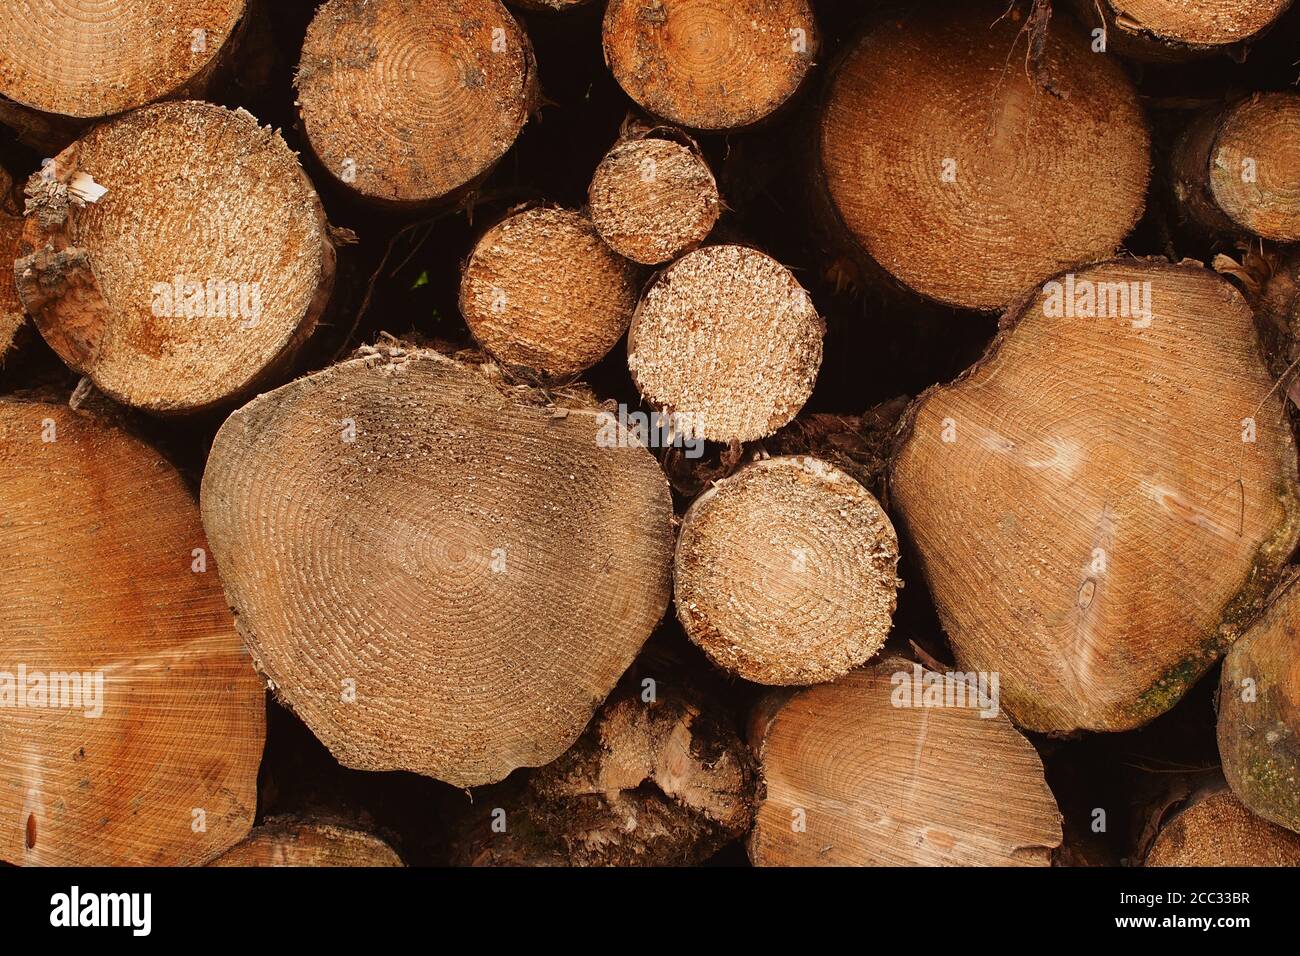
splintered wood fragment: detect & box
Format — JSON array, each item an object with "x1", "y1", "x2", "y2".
[
  {"x1": 1172, "y1": 93, "x2": 1300, "y2": 242},
  {"x1": 15, "y1": 100, "x2": 334, "y2": 414},
  {"x1": 0, "y1": 398, "x2": 265, "y2": 866},
  {"x1": 818, "y1": 1, "x2": 1150, "y2": 310},
  {"x1": 602, "y1": 0, "x2": 818, "y2": 130},
  {"x1": 1145, "y1": 785, "x2": 1300, "y2": 866},
  {"x1": 451, "y1": 680, "x2": 756, "y2": 865},
  {"x1": 1218, "y1": 571, "x2": 1300, "y2": 834},
  {"x1": 209, "y1": 818, "x2": 404, "y2": 867},
  {"x1": 200, "y1": 345, "x2": 675, "y2": 788},
  {"x1": 0, "y1": 1, "x2": 250, "y2": 150},
  {"x1": 891, "y1": 259, "x2": 1300, "y2": 733},
  {"x1": 675, "y1": 456, "x2": 900, "y2": 685},
  {"x1": 627, "y1": 244, "x2": 824, "y2": 443},
  {"x1": 748, "y1": 659, "x2": 1062, "y2": 866},
  {"x1": 459, "y1": 207, "x2": 639, "y2": 377},
  {"x1": 297, "y1": 0, "x2": 536, "y2": 207},
  {"x1": 588, "y1": 131, "x2": 720, "y2": 264}
]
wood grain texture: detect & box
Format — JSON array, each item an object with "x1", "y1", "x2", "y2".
[
  {"x1": 0, "y1": 399, "x2": 264, "y2": 866},
  {"x1": 200, "y1": 345, "x2": 675, "y2": 788},
  {"x1": 1146, "y1": 787, "x2": 1300, "y2": 866},
  {"x1": 891, "y1": 259, "x2": 1300, "y2": 733},
  {"x1": 209, "y1": 817, "x2": 403, "y2": 866}
]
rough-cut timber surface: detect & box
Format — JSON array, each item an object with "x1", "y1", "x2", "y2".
[
  {"x1": 0, "y1": 399, "x2": 265, "y2": 867},
  {"x1": 675, "y1": 456, "x2": 900, "y2": 685},
  {"x1": 15, "y1": 100, "x2": 334, "y2": 414},
  {"x1": 627, "y1": 244, "x2": 824, "y2": 443},
  {"x1": 588, "y1": 133, "x2": 721, "y2": 265},
  {"x1": 453, "y1": 682, "x2": 756, "y2": 866},
  {"x1": 1072, "y1": 0, "x2": 1295, "y2": 59},
  {"x1": 1146, "y1": 787, "x2": 1300, "y2": 866},
  {"x1": 0, "y1": 1, "x2": 247, "y2": 124},
  {"x1": 459, "y1": 207, "x2": 638, "y2": 377},
  {"x1": 1172, "y1": 93, "x2": 1300, "y2": 242},
  {"x1": 818, "y1": 2, "x2": 1150, "y2": 311},
  {"x1": 603, "y1": 0, "x2": 818, "y2": 130},
  {"x1": 209, "y1": 817, "x2": 403, "y2": 866},
  {"x1": 891, "y1": 259, "x2": 1300, "y2": 734},
  {"x1": 200, "y1": 345, "x2": 675, "y2": 789},
  {"x1": 748, "y1": 660, "x2": 1062, "y2": 866},
  {"x1": 297, "y1": 0, "x2": 535, "y2": 206},
  {"x1": 1218, "y1": 571, "x2": 1300, "y2": 833}
]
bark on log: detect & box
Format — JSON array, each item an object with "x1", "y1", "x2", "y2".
[
  {"x1": 451, "y1": 679, "x2": 756, "y2": 866},
  {"x1": 747, "y1": 659, "x2": 1062, "y2": 866},
  {"x1": 1070, "y1": 0, "x2": 1294, "y2": 61},
  {"x1": 817, "y1": 1, "x2": 1150, "y2": 311},
  {"x1": 0, "y1": 397, "x2": 264, "y2": 866},
  {"x1": 209, "y1": 817, "x2": 403, "y2": 866},
  {"x1": 199, "y1": 344, "x2": 675, "y2": 788},
  {"x1": 1145, "y1": 784, "x2": 1300, "y2": 866},
  {"x1": 296, "y1": 0, "x2": 536, "y2": 209},
  {"x1": 14, "y1": 100, "x2": 335, "y2": 415},
  {"x1": 675, "y1": 456, "x2": 901, "y2": 685},
  {"x1": 0, "y1": 0, "x2": 251, "y2": 152},
  {"x1": 890, "y1": 259, "x2": 1300, "y2": 733},
  {"x1": 1171, "y1": 93, "x2": 1300, "y2": 242},
  {"x1": 459, "y1": 206, "x2": 639, "y2": 378},
  {"x1": 1218, "y1": 569, "x2": 1300, "y2": 833},
  {"x1": 0, "y1": 203, "x2": 23, "y2": 362},
  {"x1": 627, "y1": 244, "x2": 824, "y2": 443},
  {"x1": 602, "y1": 0, "x2": 818, "y2": 131},
  {"x1": 588, "y1": 126, "x2": 721, "y2": 265}
]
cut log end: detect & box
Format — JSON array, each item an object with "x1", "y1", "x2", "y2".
[
  {"x1": 675, "y1": 456, "x2": 900, "y2": 685},
  {"x1": 1146, "y1": 788, "x2": 1300, "y2": 866},
  {"x1": 0, "y1": 399, "x2": 264, "y2": 867},
  {"x1": 298, "y1": 0, "x2": 535, "y2": 205},
  {"x1": 0, "y1": 0, "x2": 247, "y2": 121},
  {"x1": 209, "y1": 818, "x2": 404, "y2": 866},
  {"x1": 1105, "y1": 0, "x2": 1293, "y2": 48},
  {"x1": 200, "y1": 345, "x2": 674, "y2": 789},
  {"x1": 459, "y1": 207, "x2": 638, "y2": 377},
  {"x1": 891, "y1": 259, "x2": 1300, "y2": 733},
  {"x1": 1208, "y1": 94, "x2": 1300, "y2": 242},
  {"x1": 15, "y1": 100, "x2": 334, "y2": 414},
  {"x1": 819, "y1": 2, "x2": 1150, "y2": 310},
  {"x1": 1218, "y1": 574, "x2": 1300, "y2": 833},
  {"x1": 588, "y1": 136, "x2": 720, "y2": 264},
  {"x1": 627, "y1": 244, "x2": 824, "y2": 443},
  {"x1": 602, "y1": 0, "x2": 818, "y2": 130},
  {"x1": 748, "y1": 660, "x2": 1062, "y2": 866}
]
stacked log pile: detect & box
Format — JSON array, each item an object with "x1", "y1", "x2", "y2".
[{"x1": 2, "y1": 0, "x2": 1299, "y2": 868}]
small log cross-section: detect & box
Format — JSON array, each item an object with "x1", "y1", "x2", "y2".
[
  {"x1": 627, "y1": 244, "x2": 824, "y2": 443},
  {"x1": 0, "y1": 0, "x2": 249, "y2": 149},
  {"x1": 297, "y1": 0, "x2": 536, "y2": 207},
  {"x1": 891, "y1": 259, "x2": 1300, "y2": 733},
  {"x1": 459, "y1": 207, "x2": 639, "y2": 378},
  {"x1": 675, "y1": 456, "x2": 900, "y2": 685},
  {"x1": 0, "y1": 399, "x2": 265, "y2": 867},
  {"x1": 603, "y1": 0, "x2": 818, "y2": 131},
  {"x1": 818, "y1": 1, "x2": 1150, "y2": 311},
  {"x1": 200, "y1": 345, "x2": 675, "y2": 788},
  {"x1": 748, "y1": 660, "x2": 1062, "y2": 866},
  {"x1": 1218, "y1": 571, "x2": 1300, "y2": 833},
  {"x1": 209, "y1": 818, "x2": 404, "y2": 866},
  {"x1": 1172, "y1": 93, "x2": 1300, "y2": 243},
  {"x1": 15, "y1": 100, "x2": 335, "y2": 415},
  {"x1": 588, "y1": 132, "x2": 721, "y2": 265},
  {"x1": 1146, "y1": 786, "x2": 1300, "y2": 866}
]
